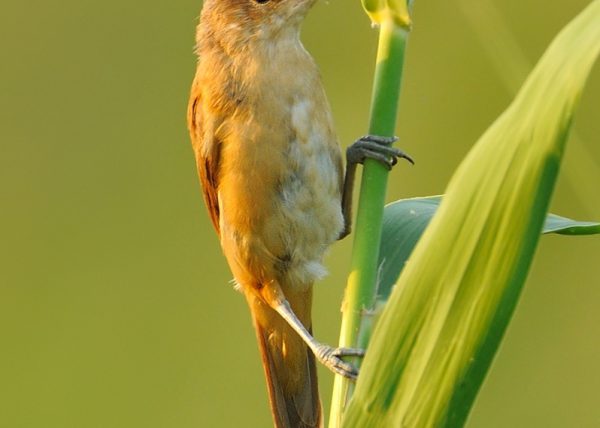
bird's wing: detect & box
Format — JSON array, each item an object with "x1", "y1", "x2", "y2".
[{"x1": 188, "y1": 79, "x2": 222, "y2": 236}]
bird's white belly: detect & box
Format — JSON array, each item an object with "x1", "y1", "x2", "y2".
[{"x1": 273, "y1": 97, "x2": 344, "y2": 287}]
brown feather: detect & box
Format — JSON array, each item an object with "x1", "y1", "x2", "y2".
[
  {"x1": 187, "y1": 82, "x2": 222, "y2": 235},
  {"x1": 248, "y1": 288, "x2": 322, "y2": 428}
]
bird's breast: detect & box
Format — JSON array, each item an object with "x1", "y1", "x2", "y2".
[
  {"x1": 212, "y1": 40, "x2": 344, "y2": 288},
  {"x1": 217, "y1": 86, "x2": 343, "y2": 287}
]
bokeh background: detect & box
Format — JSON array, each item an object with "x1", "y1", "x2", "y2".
[{"x1": 1, "y1": 0, "x2": 598, "y2": 426}]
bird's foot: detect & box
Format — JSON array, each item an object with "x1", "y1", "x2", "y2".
[
  {"x1": 347, "y1": 135, "x2": 414, "y2": 170},
  {"x1": 314, "y1": 345, "x2": 365, "y2": 380}
]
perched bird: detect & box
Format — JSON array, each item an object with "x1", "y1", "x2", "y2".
[{"x1": 187, "y1": 0, "x2": 410, "y2": 426}]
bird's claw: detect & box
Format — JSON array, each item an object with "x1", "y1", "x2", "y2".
[
  {"x1": 314, "y1": 345, "x2": 365, "y2": 381},
  {"x1": 347, "y1": 135, "x2": 414, "y2": 170}
]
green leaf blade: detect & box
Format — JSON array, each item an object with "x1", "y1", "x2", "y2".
[
  {"x1": 377, "y1": 196, "x2": 600, "y2": 297},
  {"x1": 544, "y1": 213, "x2": 600, "y2": 235},
  {"x1": 343, "y1": 2, "x2": 600, "y2": 427}
]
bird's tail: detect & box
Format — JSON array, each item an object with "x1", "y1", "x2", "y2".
[{"x1": 248, "y1": 287, "x2": 322, "y2": 428}]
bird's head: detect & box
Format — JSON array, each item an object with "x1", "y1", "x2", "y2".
[{"x1": 199, "y1": 0, "x2": 317, "y2": 46}]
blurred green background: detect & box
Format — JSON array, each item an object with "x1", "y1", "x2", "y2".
[{"x1": 1, "y1": 0, "x2": 598, "y2": 426}]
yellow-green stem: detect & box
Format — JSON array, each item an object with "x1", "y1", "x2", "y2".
[{"x1": 329, "y1": 18, "x2": 409, "y2": 428}]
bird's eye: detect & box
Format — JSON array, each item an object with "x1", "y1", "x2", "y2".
[{"x1": 254, "y1": 0, "x2": 270, "y2": 3}]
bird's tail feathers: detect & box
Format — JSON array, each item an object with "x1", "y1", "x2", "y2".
[{"x1": 250, "y1": 292, "x2": 322, "y2": 428}]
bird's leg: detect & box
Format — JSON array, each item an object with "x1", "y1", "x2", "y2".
[
  {"x1": 257, "y1": 137, "x2": 413, "y2": 378},
  {"x1": 339, "y1": 135, "x2": 414, "y2": 239},
  {"x1": 260, "y1": 282, "x2": 365, "y2": 380},
  {"x1": 273, "y1": 299, "x2": 365, "y2": 380}
]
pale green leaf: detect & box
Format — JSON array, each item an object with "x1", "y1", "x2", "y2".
[
  {"x1": 343, "y1": 2, "x2": 600, "y2": 427},
  {"x1": 377, "y1": 196, "x2": 600, "y2": 299}
]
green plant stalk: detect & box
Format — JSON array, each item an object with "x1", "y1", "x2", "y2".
[{"x1": 328, "y1": 18, "x2": 409, "y2": 428}]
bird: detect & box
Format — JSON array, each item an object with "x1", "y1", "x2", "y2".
[{"x1": 187, "y1": 0, "x2": 411, "y2": 426}]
